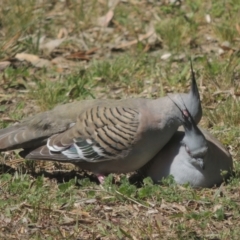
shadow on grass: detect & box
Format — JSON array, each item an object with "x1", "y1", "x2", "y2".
[
  {"x1": 0, "y1": 163, "x2": 100, "y2": 185},
  {"x1": 1, "y1": 162, "x2": 234, "y2": 188},
  {"x1": 0, "y1": 161, "x2": 147, "y2": 188},
  {"x1": 0, "y1": 164, "x2": 16, "y2": 175}
]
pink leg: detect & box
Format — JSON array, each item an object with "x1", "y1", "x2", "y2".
[{"x1": 96, "y1": 174, "x2": 105, "y2": 184}]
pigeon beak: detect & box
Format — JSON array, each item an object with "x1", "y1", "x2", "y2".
[{"x1": 196, "y1": 158, "x2": 205, "y2": 170}]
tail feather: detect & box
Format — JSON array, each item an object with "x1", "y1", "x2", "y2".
[
  {"x1": 0, "y1": 117, "x2": 74, "y2": 151},
  {"x1": 0, "y1": 125, "x2": 47, "y2": 151}
]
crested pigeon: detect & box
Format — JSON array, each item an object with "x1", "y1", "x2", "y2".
[
  {"x1": 141, "y1": 107, "x2": 233, "y2": 188},
  {"x1": 0, "y1": 63, "x2": 202, "y2": 181}
]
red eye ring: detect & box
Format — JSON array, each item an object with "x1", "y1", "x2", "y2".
[{"x1": 182, "y1": 109, "x2": 189, "y2": 118}]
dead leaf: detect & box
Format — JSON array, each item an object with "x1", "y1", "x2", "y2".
[
  {"x1": 205, "y1": 14, "x2": 211, "y2": 23},
  {"x1": 161, "y1": 53, "x2": 171, "y2": 60},
  {"x1": 103, "y1": 206, "x2": 113, "y2": 211},
  {"x1": 113, "y1": 29, "x2": 154, "y2": 50},
  {"x1": 66, "y1": 52, "x2": 90, "y2": 61},
  {"x1": 66, "y1": 48, "x2": 98, "y2": 61},
  {"x1": 40, "y1": 38, "x2": 65, "y2": 54},
  {"x1": 15, "y1": 53, "x2": 51, "y2": 68},
  {"x1": 1, "y1": 117, "x2": 19, "y2": 123},
  {"x1": 84, "y1": 198, "x2": 97, "y2": 204},
  {"x1": 97, "y1": 10, "x2": 114, "y2": 27},
  {"x1": 0, "y1": 61, "x2": 11, "y2": 71},
  {"x1": 146, "y1": 209, "x2": 158, "y2": 215},
  {"x1": 172, "y1": 203, "x2": 187, "y2": 213},
  {"x1": 213, "y1": 204, "x2": 223, "y2": 213},
  {"x1": 236, "y1": 23, "x2": 240, "y2": 35},
  {"x1": 70, "y1": 209, "x2": 91, "y2": 217},
  {"x1": 15, "y1": 53, "x2": 40, "y2": 62},
  {"x1": 60, "y1": 216, "x2": 75, "y2": 225},
  {"x1": 219, "y1": 41, "x2": 232, "y2": 51},
  {"x1": 160, "y1": 200, "x2": 186, "y2": 213},
  {"x1": 86, "y1": 47, "x2": 98, "y2": 54},
  {"x1": 57, "y1": 28, "x2": 68, "y2": 39},
  {"x1": 146, "y1": 22, "x2": 162, "y2": 47},
  {"x1": 2, "y1": 32, "x2": 21, "y2": 51}
]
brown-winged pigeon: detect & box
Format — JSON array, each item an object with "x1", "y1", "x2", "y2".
[{"x1": 0, "y1": 64, "x2": 202, "y2": 182}]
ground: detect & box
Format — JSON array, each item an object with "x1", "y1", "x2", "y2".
[{"x1": 0, "y1": 0, "x2": 240, "y2": 239}]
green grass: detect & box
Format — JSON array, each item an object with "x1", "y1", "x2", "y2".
[{"x1": 0, "y1": 0, "x2": 240, "y2": 239}]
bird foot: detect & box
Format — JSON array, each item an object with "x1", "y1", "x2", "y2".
[{"x1": 96, "y1": 174, "x2": 105, "y2": 184}]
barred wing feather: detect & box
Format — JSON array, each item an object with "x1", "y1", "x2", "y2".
[{"x1": 25, "y1": 106, "x2": 140, "y2": 162}]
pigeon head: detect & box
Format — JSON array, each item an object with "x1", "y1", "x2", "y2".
[
  {"x1": 168, "y1": 95, "x2": 208, "y2": 169},
  {"x1": 180, "y1": 108, "x2": 208, "y2": 169},
  {"x1": 170, "y1": 60, "x2": 202, "y2": 124}
]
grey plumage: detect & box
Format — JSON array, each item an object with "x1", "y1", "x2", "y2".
[{"x1": 141, "y1": 108, "x2": 233, "y2": 188}]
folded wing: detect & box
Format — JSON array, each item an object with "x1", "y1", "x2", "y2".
[{"x1": 21, "y1": 106, "x2": 140, "y2": 163}]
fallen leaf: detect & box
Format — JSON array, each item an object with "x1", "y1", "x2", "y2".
[
  {"x1": 213, "y1": 204, "x2": 223, "y2": 213},
  {"x1": 103, "y1": 206, "x2": 113, "y2": 211},
  {"x1": 84, "y1": 198, "x2": 97, "y2": 204},
  {"x1": 205, "y1": 14, "x2": 211, "y2": 23},
  {"x1": 2, "y1": 32, "x2": 21, "y2": 51},
  {"x1": 146, "y1": 209, "x2": 158, "y2": 215},
  {"x1": 70, "y1": 209, "x2": 91, "y2": 217},
  {"x1": 161, "y1": 53, "x2": 171, "y2": 60},
  {"x1": 172, "y1": 203, "x2": 187, "y2": 213},
  {"x1": 1, "y1": 117, "x2": 19, "y2": 123},
  {"x1": 57, "y1": 28, "x2": 68, "y2": 39},
  {"x1": 219, "y1": 41, "x2": 234, "y2": 51},
  {"x1": 146, "y1": 22, "x2": 162, "y2": 48},
  {"x1": 15, "y1": 53, "x2": 40, "y2": 62},
  {"x1": 0, "y1": 61, "x2": 11, "y2": 71},
  {"x1": 15, "y1": 53, "x2": 51, "y2": 68},
  {"x1": 236, "y1": 23, "x2": 240, "y2": 35},
  {"x1": 97, "y1": 10, "x2": 114, "y2": 27},
  {"x1": 60, "y1": 216, "x2": 75, "y2": 225},
  {"x1": 66, "y1": 48, "x2": 98, "y2": 61},
  {"x1": 66, "y1": 52, "x2": 90, "y2": 61},
  {"x1": 40, "y1": 38, "x2": 65, "y2": 54},
  {"x1": 113, "y1": 29, "x2": 154, "y2": 50}
]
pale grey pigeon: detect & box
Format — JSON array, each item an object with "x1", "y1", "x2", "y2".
[
  {"x1": 141, "y1": 107, "x2": 233, "y2": 188},
  {"x1": 0, "y1": 63, "x2": 202, "y2": 182}
]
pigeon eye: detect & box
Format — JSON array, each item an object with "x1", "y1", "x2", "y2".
[{"x1": 182, "y1": 109, "x2": 189, "y2": 118}]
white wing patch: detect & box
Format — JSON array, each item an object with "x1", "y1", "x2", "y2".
[
  {"x1": 61, "y1": 146, "x2": 80, "y2": 159},
  {"x1": 47, "y1": 138, "x2": 67, "y2": 152},
  {"x1": 92, "y1": 145, "x2": 103, "y2": 156},
  {"x1": 47, "y1": 136, "x2": 107, "y2": 162},
  {"x1": 86, "y1": 139, "x2": 93, "y2": 144}
]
